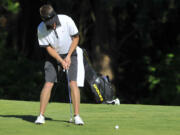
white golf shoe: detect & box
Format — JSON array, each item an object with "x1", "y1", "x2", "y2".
[
  {"x1": 35, "y1": 114, "x2": 45, "y2": 124},
  {"x1": 74, "y1": 115, "x2": 84, "y2": 125}
]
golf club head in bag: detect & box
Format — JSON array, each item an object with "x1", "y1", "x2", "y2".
[{"x1": 105, "y1": 98, "x2": 120, "y2": 105}]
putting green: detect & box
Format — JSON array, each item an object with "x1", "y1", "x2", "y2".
[{"x1": 0, "y1": 100, "x2": 180, "y2": 135}]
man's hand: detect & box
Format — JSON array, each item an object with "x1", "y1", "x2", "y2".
[
  {"x1": 61, "y1": 60, "x2": 69, "y2": 70},
  {"x1": 46, "y1": 46, "x2": 68, "y2": 70},
  {"x1": 64, "y1": 55, "x2": 71, "y2": 70}
]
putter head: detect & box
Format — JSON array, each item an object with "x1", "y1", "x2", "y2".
[
  {"x1": 69, "y1": 118, "x2": 73, "y2": 123},
  {"x1": 106, "y1": 98, "x2": 120, "y2": 105}
]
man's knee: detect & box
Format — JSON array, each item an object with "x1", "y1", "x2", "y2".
[
  {"x1": 69, "y1": 81, "x2": 77, "y2": 88},
  {"x1": 44, "y1": 82, "x2": 54, "y2": 89}
]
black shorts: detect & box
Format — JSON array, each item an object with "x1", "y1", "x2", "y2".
[{"x1": 44, "y1": 50, "x2": 77, "y2": 83}]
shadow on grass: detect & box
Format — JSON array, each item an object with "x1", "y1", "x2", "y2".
[{"x1": 0, "y1": 115, "x2": 70, "y2": 123}]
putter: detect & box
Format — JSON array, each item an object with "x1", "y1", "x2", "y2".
[{"x1": 65, "y1": 69, "x2": 73, "y2": 123}]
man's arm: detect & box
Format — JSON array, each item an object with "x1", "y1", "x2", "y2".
[
  {"x1": 46, "y1": 46, "x2": 68, "y2": 69},
  {"x1": 65, "y1": 35, "x2": 79, "y2": 68},
  {"x1": 68, "y1": 35, "x2": 79, "y2": 57}
]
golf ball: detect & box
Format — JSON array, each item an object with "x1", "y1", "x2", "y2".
[{"x1": 115, "y1": 125, "x2": 119, "y2": 129}]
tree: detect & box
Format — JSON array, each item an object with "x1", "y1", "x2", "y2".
[{"x1": 1, "y1": 0, "x2": 180, "y2": 105}]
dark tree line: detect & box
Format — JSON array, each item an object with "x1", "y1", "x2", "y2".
[{"x1": 0, "y1": 0, "x2": 180, "y2": 105}]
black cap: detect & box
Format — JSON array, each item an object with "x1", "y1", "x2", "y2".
[
  {"x1": 40, "y1": 5, "x2": 60, "y2": 29},
  {"x1": 41, "y1": 10, "x2": 57, "y2": 25}
]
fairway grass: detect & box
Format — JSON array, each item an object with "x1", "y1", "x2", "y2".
[{"x1": 0, "y1": 100, "x2": 180, "y2": 135}]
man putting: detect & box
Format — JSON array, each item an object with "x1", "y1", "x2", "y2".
[{"x1": 35, "y1": 4, "x2": 84, "y2": 125}]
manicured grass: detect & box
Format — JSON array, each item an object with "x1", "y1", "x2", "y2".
[{"x1": 0, "y1": 100, "x2": 180, "y2": 135}]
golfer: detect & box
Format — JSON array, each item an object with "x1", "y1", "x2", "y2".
[{"x1": 35, "y1": 4, "x2": 84, "y2": 125}]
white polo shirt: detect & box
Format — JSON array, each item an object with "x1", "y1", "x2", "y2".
[{"x1": 37, "y1": 14, "x2": 78, "y2": 54}]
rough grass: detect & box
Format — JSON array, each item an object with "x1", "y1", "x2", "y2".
[{"x1": 0, "y1": 100, "x2": 180, "y2": 135}]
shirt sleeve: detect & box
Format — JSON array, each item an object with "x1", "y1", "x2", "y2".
[
  {"x1": 37, "y1": 26, "x2": 49, "y2": 47},
  {"x1": 67, "y1": 17, "x2": 79, "y2": 36}
]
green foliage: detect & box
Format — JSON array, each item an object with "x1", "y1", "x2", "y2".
[
  {"x1": 0, "y1": 31, "x2": 7, "y2": 48},
  {"x1": 0, "y1": 0, "x2": 21, "y2": 98},
  {"x1": 0, "y1": 47, "x2": 44, "y2": 100},
  {"x1": 0, "y1": 0, "x2": 20, "y2": 13},
  {"x1": 148, "y1": 75, "x2": 160, "y2": 90},
  {"x1": 166, "y1": 53, "x2": 174, "y2": 65},
  {"x1": 144, "y1": 50, "x2": 180, "y2": 105},
  {"x1": 1, "y1": 0, "x2": 180, "y2": 105}
]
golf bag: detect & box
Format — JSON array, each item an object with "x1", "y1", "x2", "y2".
[{"x1": 83, "y1": 49, "x2": 120, "y2": 105}]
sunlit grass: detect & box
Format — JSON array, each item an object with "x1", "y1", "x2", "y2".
[{"x1": 0, "y1": 100, "x2": 180, "y2": 135}]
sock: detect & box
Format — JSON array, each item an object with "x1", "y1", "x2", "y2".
[
  {"x1": 40, "y1": 114, "x2": 44, "y2": 117},
  {"x1": 74, "y1": 114, "x2": 79, "y2": 117}
]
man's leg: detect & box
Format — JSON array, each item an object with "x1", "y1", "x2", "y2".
[
  {"x1": 40, "y1": 82, "x2": 54, "y2": 115},
  {"x1": 69, "y1": 81, "x2": 80, "y2": 115},
  {"x1": 69, "y1": 81, "x2": 84, "y2": 125},
  {"x1": 35, "y1": 82, "x2": 54, "y2": 124}
]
